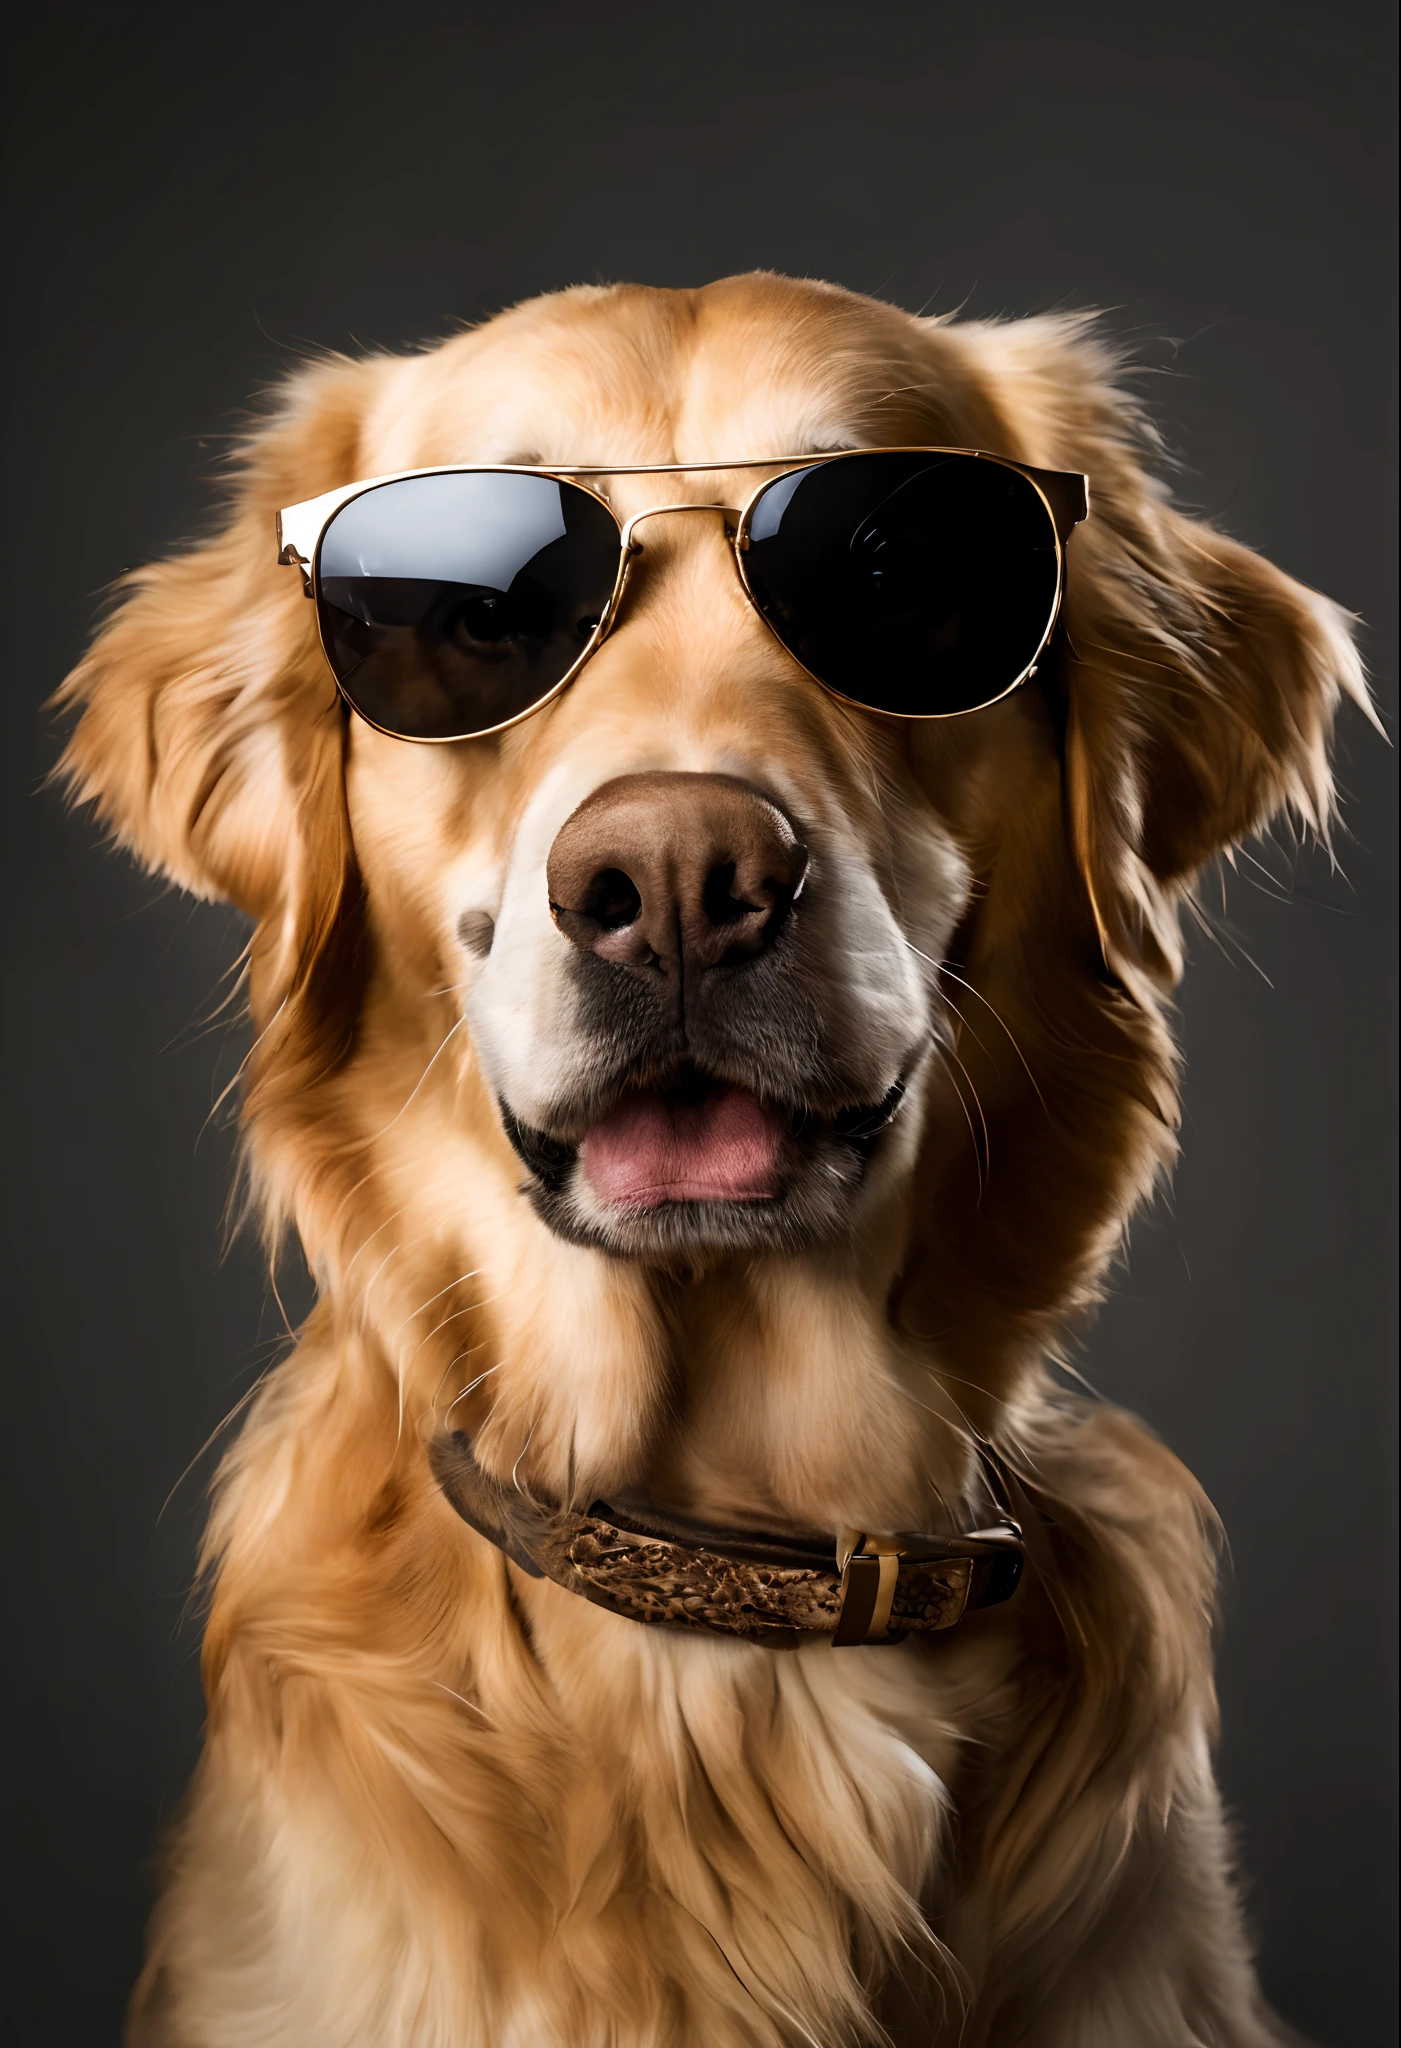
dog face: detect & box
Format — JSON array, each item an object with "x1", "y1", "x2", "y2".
[
  {"x1": 308, "y1": 282, "x2": 1005, "y2": 1264},
  {"x1": 59, "y1": 274, "x2": 1366, "y2": 1446}
]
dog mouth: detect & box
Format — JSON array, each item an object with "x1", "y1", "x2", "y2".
[
  {"x1": 581, "y1": 1081, "x2": 790, "y2": 1208},
  {"x1": 500, "y1": 1065, "x2": 907, "y2": 1251}
]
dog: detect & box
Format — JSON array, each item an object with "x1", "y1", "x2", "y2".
[{"x1": 58, "y1": 273, "x2": 1370, "y2": 2046}]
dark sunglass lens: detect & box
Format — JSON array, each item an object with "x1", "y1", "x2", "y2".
[
  {"x1": 316, "y1": 473, "x2": 620, "y2": 740},
  {"x1": 743, "y1": 454, "x2": 1060, "y2": 716}
]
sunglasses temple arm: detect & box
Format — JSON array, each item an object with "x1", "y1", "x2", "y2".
[
  {"x1": 277, "y1": 550, "x2": 316, "y2": 597},
  {"x1": 277, "y1": 496, "x2": 344, "y2": 596},
  {"x1": 276, "y1": 516, "x2": 316, "y2": 595},
  {"x1": 1024, "y1": 468, "x2": 1090, "y2": 545}
]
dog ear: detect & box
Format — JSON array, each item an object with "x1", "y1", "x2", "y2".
[
  {"x1": 960, "y1": 315, "x2": 1375, "y2": 993},
  {"x1": 55, "y1": 354, "x2": 380, "y2": 1054}
]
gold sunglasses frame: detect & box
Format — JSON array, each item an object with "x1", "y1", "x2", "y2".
[{"x1": 277, "y1": 450, "x2": 1089, "y2": 745}]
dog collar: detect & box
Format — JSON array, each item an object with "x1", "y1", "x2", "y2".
[{"x1": 429, "y1": 1431, "x2": 1025, "y2": 1647}]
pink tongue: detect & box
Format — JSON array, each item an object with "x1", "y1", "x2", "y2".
[{"x1": 580, "y1": 1087, "x2": 784, "y2": 1208}]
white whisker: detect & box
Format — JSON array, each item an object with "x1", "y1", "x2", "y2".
[
  {"x1": 371, "y1": 1015, "x2": 469, "y2": 1143},
  {"x1": 446, "y1": 1360, "x2": 505, "y2": 1416},
  {"x1": 907, "y1": 941, "x2": 1049, "y2": 1113},
  {"x1": 434, "y1": 1680, "x2": 494, "y2": 1726}
]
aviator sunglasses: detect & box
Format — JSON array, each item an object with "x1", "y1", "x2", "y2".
[{"x1": 277, "y1": 450, "x2": 1090, "y2": 744}]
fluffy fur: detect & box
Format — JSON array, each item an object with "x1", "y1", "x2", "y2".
[{"x1": 58, "y1": 274, "x2": 1370, "y2": 2046}]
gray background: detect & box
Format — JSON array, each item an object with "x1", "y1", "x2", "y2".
[{"x1": 3, "y1": 2, "x2": 1395, "y2": 2039}]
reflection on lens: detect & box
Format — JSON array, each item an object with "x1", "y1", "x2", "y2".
[
  {"x1": 317, "y1": 472, "x2": 621, "y2": 740},
  {"x1": 742, "y1": 454, "x2": 1060, "y2": 716}
]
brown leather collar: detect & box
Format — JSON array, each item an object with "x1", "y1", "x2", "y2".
[{"x1": 429, "y1": 1431, "x2": 1025, "y2": 1648}]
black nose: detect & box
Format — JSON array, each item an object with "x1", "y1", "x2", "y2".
[{"x1": 546, "y1": 772, "x2": 808, "y2": 982}]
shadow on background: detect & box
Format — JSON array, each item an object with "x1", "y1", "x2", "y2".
[{"x1": 3, "y1": 2, "x2": 1395, "y2": 2040}]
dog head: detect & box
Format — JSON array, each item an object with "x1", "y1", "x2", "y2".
[{"x1": 58, "y1": 275, "x2": 1367, "y2": 1483}]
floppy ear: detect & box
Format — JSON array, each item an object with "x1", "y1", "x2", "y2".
[
  {"x1": 55, "y1": 353, "x2": 381, "y2": 1074},
  {"x1": 963, "y1": 315, "x2": 1374, "y2": 992}
]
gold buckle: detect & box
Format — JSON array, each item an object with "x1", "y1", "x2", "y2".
[{"x1": 832, "y1": 1534, "x2": 903, "y2": 1646}]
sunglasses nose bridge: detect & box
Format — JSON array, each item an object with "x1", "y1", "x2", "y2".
[
  {"x1": 618, "y1": 501, "x2": 745, "y2": 555},
  {"x1": 603, "y1": 500, "x2": 749, "y2": 643}
]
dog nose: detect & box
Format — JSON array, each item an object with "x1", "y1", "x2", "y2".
[{"x1": 547, "y1": 772, "x2": 808, "y2": 978}]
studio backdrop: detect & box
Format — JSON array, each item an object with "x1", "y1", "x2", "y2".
[{"x1": 4, "y1": 3, "x2": 1395, "y2": 2042}]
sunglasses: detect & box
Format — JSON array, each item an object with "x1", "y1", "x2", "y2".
[{"x1": 277, "y1": 450, "x2": 1089, "y2": 744}]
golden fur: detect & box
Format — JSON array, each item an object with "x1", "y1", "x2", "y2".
[{"x1": 59, "y1": 274, "x2": 1370, "y2": 2046}]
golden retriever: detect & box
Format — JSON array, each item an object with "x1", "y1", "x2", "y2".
[{"x1": 59, "y1": 274, "x2": 1370, "y2": 2047}]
